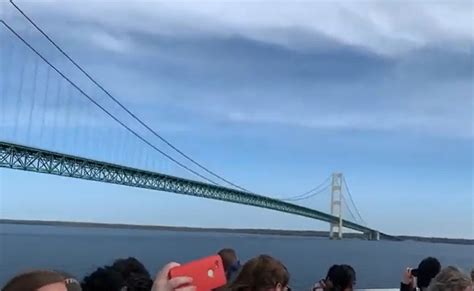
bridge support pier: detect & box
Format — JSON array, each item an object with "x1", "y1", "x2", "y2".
[
  {"x1": 366, "y1": 230, "x2": 380, "y2": 241},
  {"x1": 329, "y1": 173, "x2": 343, "y2": 240}
]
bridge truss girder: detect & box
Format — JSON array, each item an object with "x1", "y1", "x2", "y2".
[{"x1": 0, "y1": 141, "x2": 376, "y2": 234}]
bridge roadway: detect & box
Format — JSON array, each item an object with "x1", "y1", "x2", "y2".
[{"x1": 0, "y1": 141, "x2": 385, "y2": 239}]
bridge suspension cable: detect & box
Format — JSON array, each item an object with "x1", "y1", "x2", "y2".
[
  {"x1": 342, "y1": 176, "x2": 367, "y2": 225},
  {"x1": 0, "y1": 19, "x2": 222, "y2": 186},
  {"x1": 284, "y1": 186, "x2": 330, "y2": 202},
  {"x1": 8, "y1": 0, "x2": 250, "y2": 193},
  {"x1": 340, "y1": 194, "x2": 358, "y2": 224},
  {"x1": 280, "y1": 175, "x2": 331, "y2": 201}
]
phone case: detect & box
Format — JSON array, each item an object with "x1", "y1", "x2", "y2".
[{"x1": 169, "y1": 255, "x2": 227, "y2": 291}]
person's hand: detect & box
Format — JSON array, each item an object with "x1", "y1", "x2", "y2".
[
  {"x1": 152, "y1": 262, "x2": 196, "y2": 291},
  {"x1": 319, "y1": 280, "x2": 327, "y2": 289},
  {"x1": 402, "y1": 267, "x2": 414, "y2": 286},
  {"x1": 313, "y1": 279, "x2": 327, "y2": 291}
]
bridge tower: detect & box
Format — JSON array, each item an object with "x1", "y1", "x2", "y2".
[{"x1": 329, "y1": 173, "x2": 343, "y2": 239}]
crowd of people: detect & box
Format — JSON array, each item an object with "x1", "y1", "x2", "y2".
[{"x1": 2, "y1": 250, "x2": 473, "y2": 291}]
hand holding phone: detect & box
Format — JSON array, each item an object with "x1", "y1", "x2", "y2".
[
  {"x1": 402, "y1": 267, "x2": 415, "y2": 286},
  {"x1": 313, "y1": 279, "x2": 327, "y2": 291},
  {"x1": 169, "y1": 255, "x2": 227, "y2": 291},
  {"x1": 152, "y1": 262, "x2": 195, "y2": 291}
]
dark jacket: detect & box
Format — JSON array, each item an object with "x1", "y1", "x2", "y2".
[{"x1": 400, "y1": 282, "x2": 417, "y2": 291}]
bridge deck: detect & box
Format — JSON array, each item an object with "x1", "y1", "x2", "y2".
[{"x1": 0, "y1": 141, "x2": 381, "y2": 235}]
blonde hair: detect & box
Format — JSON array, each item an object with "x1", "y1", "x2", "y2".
[{"x1": 428, "y1": 266, "x2": 472, "y2": 291}]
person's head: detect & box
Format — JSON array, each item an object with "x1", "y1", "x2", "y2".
[
  {"x1": 111, "y1": 257, "x2": 152, "y2": 290},
  {"x1": 124, "y1": 273, "x2": 153, "y2": 291},
  {"x1": 218, "y1": 248, "x2": 240, "y2": 280},
  {"x1": 228, "y1": 255, "x2": 290, "y2": 291},
  {"x1": 417, "y1": 257, "x2": 442, "y2": 288},
  {"x1": 325, "y1": 265, "x2": 356, "y2": 291},
  {"x1": 112, "y1": 257, "x2": 150, "y2": 279},
  {"x1": 81, "y1": 266, "x2": 125, "y2": 291},
  {"x1": 341, "y1": 265, "x2": 356, "y2": 288},
  {"x1": 428, "y1": 266, "x2": 472, "y2": 291},
  {"x1": 2, "y1": 270, "x2": 81, "y2": 291}
]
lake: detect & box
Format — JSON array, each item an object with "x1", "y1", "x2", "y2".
[{"x1": 0, "y1": 223, "x2": 472, "y2": 289}]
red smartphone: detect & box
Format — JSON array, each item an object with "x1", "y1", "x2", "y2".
[{"x1": 169, "y1": 255, "x2": 227, "y2": 291}]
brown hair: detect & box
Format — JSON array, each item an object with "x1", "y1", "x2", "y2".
[
  {"x1": 2, "y1": 270, "x2": 69, "y2": 291},
  {"x1": 428, "y1": 266, "x2": 472, "y2": 291},
  {"x1": 218, "y1": 249, "x2": 237, "y2": 273},
  {"x1": 228, "y1": 255, "x2": 289, "y2": 291}
]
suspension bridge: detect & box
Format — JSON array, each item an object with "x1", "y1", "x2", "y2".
[{"x1": 1, "y1": 1, "x2": 384, "y2": 240}]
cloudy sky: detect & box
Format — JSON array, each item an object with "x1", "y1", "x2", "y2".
[{"x1": 0, "y1": 0, "x2": 473, "y2": 238}]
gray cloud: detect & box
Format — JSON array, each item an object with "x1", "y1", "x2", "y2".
[
  {"x1": 7, "y1": 0, "x2": 474, "y2": 55},
  {"x1": 2, "y1": 0, "x2": 472, "y2": 140}
]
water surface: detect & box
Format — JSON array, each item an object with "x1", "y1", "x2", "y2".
[{"x1": 1, "y1": 223, "x2": 472, "y2": 289}]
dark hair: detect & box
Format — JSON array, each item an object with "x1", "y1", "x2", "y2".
[
  {"x1": 2, "y1": 270, "x2": 78, "y2": 291},
  {"x1": 111, "y1": 257, "x2": 152, "y2": 290},
  {"x1": 341, "y1": 265, "x2": 356, "y2": 286},
  {"x1": 81, "y1": 266, "x2": 125, "y2": 291},
  {"x1": 326, "y1": 264, "x2": 356, "y2": 291},
  {"x1": 228, "y1": 255, "x2": 289, "y2": 291},
  {"x1": 417, "y1": 257, "x2": 441, "y2": 288},
  {"x1": 112, "y1": 257, "x2": 150, "y2": 279},
  {"x1": 218, "y1": 249, "x2": 238, "y2": 274},
  {"x1": 125, "y1": 273, "x2": 153, "y2": 291}
]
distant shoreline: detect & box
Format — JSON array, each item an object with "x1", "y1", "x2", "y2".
[{"x1": 1, "y1": 219, "x2": 473, "y2": 245}]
